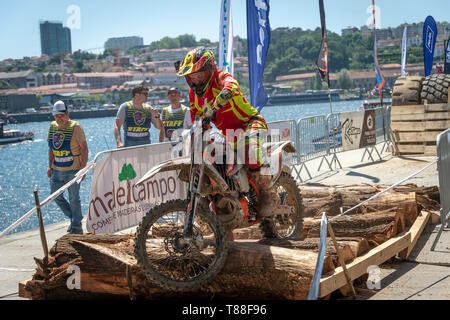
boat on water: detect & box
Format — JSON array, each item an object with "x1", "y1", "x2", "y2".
[
  {"x1": 0, "y1": 121, "x2": 34, "y2": 145},
  {"x1": 266, "y1": 91, "x2": 340, "y2": 105}
]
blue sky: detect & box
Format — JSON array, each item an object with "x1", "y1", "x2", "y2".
[{"x1": 0, "y1": 0, "x2": 449, "y2": 60}]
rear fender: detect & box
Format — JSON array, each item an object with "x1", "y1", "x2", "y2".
[{"x1": 265, "y1": 141, "x2": 296, "y2": 182}]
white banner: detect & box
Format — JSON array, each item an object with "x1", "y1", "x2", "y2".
[
  {"x1": 401, "y1": 26, "x2": 407, "y2": 76},
  {"x1": 219, "y1": 0, "x2": 234, "y2": 75},
  {"x1": 87, "y1": 144, "x2": 184, "y2": 234}
]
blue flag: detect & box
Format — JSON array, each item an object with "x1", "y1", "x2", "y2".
[
  {"x1": 247, "y1": 0, "x2": 270, "y2": 112},
  {"x1": 423, "y1": 16, "x2": 437, "y2": 76}
]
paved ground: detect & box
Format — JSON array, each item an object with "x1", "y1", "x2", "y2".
[{"x1": 0, "y1": 143, "x2": 448, "y2": 300}]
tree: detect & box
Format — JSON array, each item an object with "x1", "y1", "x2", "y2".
[
  {"x1": 177, "y1": 34, "x2": 197, "y2": 48},
  {"x1": 337, "y1": 69, "x2": 352, "y2": 89}
]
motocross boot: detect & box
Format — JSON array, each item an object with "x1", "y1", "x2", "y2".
[{"x1": 248, "y1": 168, "x2": 280, "y2": 220}]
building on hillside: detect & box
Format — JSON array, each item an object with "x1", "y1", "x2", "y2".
[
  {"x1": 342, "y1": 27, "x2": 359, "y2": 36},
  {"x1": 104, "y1": 36, "x2": 144, "y2": 51},
  {"x1": 274, "y1": 64, "x2": 426, "y2": 93},
  {"x1": 73, "y1": 72, "x2": 134, "y2": 89},
  {"x1": 40, "y1": 21, "x2": 72, "y2": 56},
  {"x1": 0, "y1": 71, "x2": 42, "y2": 89},
  {"x1": 151, "y1": 48, "x2": 191, "y2": 62},
  {"x1": 0, "y1": 94, "x2": 40, "y2": 113}
]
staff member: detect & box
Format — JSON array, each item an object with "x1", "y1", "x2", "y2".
[
  {"x1": 159, "y1": 87, "x2": 192, "y2": 142},
  {"x1": 114, "y1": 85, "x2": 163, "y2": 148},
  {"x1": 47, "y1": 101, "x2": 89, "y2": 234}
]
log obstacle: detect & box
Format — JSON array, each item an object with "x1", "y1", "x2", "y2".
[{"x1": 19, "y1": 184, "x2": 439, "y2": 300}]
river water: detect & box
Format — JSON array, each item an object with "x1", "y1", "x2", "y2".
[{"x1": 0, "y1": 99, "x2": 366, "y2": 235}]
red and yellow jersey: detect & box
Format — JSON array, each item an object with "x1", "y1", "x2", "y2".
[{"x1": 189, "y1": 69, "x2": 266, "y2": 133}]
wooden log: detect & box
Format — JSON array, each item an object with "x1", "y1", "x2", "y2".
[
  {"x1": 22, "y1": 234, "x2": 335, "y2": 300},
  {"x1": 300, "y1": 209, "x2": 406, "y2": 247},
  {"x1": 257, "y1": 238, "x2": 355, "y2": 267},
  {"x1": 232, "y1": 225, "x2": 262, "y2": 240},
  {"x1": 334, "y1": 237, "x2": 370, "y2": 257},
  {"x1": 301, "y1": 184, "x2": 419, "y2": 220}
]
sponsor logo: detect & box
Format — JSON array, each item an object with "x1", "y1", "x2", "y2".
[
  {"x1": 52, "y1": 132, "x2": 64, "y2": 149},
  {"x1": 88, "y1": 162, "x2": 178, "y2": 232},
  {"x1": 133, "y1": 111, "x2": 146, "y2": 126},
  {"x1": 425, "y1": 26, "x2": 435, "y2": 53}
]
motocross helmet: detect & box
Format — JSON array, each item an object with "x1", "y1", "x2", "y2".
[{"x1": 177, "y1": 47, "x2": 216, "y2": 97}]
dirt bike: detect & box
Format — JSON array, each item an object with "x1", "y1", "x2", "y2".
[{"x1": 134, "y1": 116, "x2": 303, "y2": 292}]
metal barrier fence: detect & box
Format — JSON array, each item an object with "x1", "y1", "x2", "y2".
[
  {"x1": 431, "y1": 129, "x2": 450, "y2": 250},
  {"x1": 291, "y1": 106, "x2": 390, "y2": 182},
  {"x1": 297, "y1": 115, "x2": 329, "y2": 163}
]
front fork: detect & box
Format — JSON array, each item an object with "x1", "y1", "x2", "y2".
[
  {"x1": 183, "y1": 162, "x2": 204, "y2": 238},
  {"x1": 183, "y1": 119, "x2": 210, "y2": 239}
]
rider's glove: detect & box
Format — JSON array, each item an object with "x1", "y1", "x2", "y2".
[
  {"x1": 214, "y1": 90, "x2": 232, "y2": 109},
  {"x1": 204, "y1": 104, "x2": 218, "y2": 121}
]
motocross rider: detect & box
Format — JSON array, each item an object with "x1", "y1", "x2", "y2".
[{"x1": 176, "y1": 47, "x2": 278, "y2": 221}]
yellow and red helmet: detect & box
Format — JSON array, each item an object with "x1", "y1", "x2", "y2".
[{"x1": 177, "y1": 47, "x2": 216, "y2": 97}]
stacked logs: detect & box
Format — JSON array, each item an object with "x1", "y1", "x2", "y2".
[{"x1": 20, "y1": 184, "x2": 439, "y2": 300}]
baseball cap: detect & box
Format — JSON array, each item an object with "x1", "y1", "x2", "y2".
[
  {"x1": 52, "y1": 101, "x2": 68, "y2": 116},
  {"x1": 167, "y1": 87, "x2": 180, "y2": 94}
]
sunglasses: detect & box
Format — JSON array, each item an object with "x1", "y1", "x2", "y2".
[{"x1": 139, "y1": 92, "x2": 149, "y2": 96}]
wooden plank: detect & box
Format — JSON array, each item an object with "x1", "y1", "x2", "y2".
[
  {"x1": 318, "y1": 232, "x2": 411, "y2": 298},
  {"x1": 398, "y1": 211, "x2": 431, "y2": 259},
  {"x1": 429, "y1": 211, "x2": 441, "y2": 224},
  {"x1": 391, "y1": 105, "x2": 425, "y2": 115},
  {"x1": 391, "y1": 112, "x2": 450, "y2": 121},
  {"x1": 389, "y1": 144, "x2": 436, "y2": 154},
  {"x1": 391, "y1": 122, "x2": 425, "y2": 132},
  {"x1": 392, "y1": 131, "x2": 441, "y2": 142},
  {"x1": 424, "y1": 104, "x2": 450, "y2": 112},
  {"x1": 391, "y1": 120, "x2": 450, "y2": 132},
  {"x1": 18, "y1": 280, "x2": 32, "y2": 299},
  {"x1": 391, "y1": 104, "x2": 449, "y2": 116}
]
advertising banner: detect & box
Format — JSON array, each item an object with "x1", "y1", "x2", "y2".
[
  {"x1": 423, "y1": 15, "x2": 437, "y2": 76},
  {"x1": 316, "y1": 0, "x2": 329, "y2": 85},
  {"x1": 247, "y1": 0, "x2": 270, "y2": 112},
  {"x1": 401, "y1": 26, "x2": 407, "y2": 76},
  {"x1": 219, "y1": 0, "x2": 234, "y2": 75},
  {"x1": 340, "y1": 110, "x2": 376, "y2": 151},
  {"x1": 87, "y1": 144, "x2": 184, "y2": 234}
]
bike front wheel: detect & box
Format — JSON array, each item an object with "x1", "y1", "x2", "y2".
[{"x1": 134, "y1": 199, "x2": 228, "y2": 292}]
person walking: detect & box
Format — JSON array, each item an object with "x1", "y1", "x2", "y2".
[
  {"x1": 159, "y1": 87, "x2": 192, "y2": 143},
  {"x1": 114, "y1": 85, "x2": 163, "y2": 148},
  {"x1": 47, "y1": 101, "x2": 89, "y2": 234}
]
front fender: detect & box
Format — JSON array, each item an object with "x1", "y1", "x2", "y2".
[{"x1": 136, "y1": 156, "x2": 191, "y2": 186}]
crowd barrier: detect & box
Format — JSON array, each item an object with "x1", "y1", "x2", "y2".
[
  {"x1": 431, "y1": 129, "x2": 450, "y2": 250},
  {"x1": 289, "y1": 106, "x2": 391, "y2": 182}
]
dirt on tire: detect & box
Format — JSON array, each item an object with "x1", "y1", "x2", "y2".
[
  {"x1": 391, "y1": 76, "x2": 424, "y2": 106},
  {"x1": 420, "y1": 74, "x2": 450, "y2": 104}
]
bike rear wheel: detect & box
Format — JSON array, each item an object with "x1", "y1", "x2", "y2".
[
  {"x1": 259, "y1": 172, "x2": 303, "y2": 239},
  {"x1": 134, "y1": 199, "x2": 228, "y2": 292}
]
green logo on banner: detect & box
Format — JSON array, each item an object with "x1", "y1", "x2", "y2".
[{"x1": 119, "y1": 164, "x2": 137, "y2": 182}]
